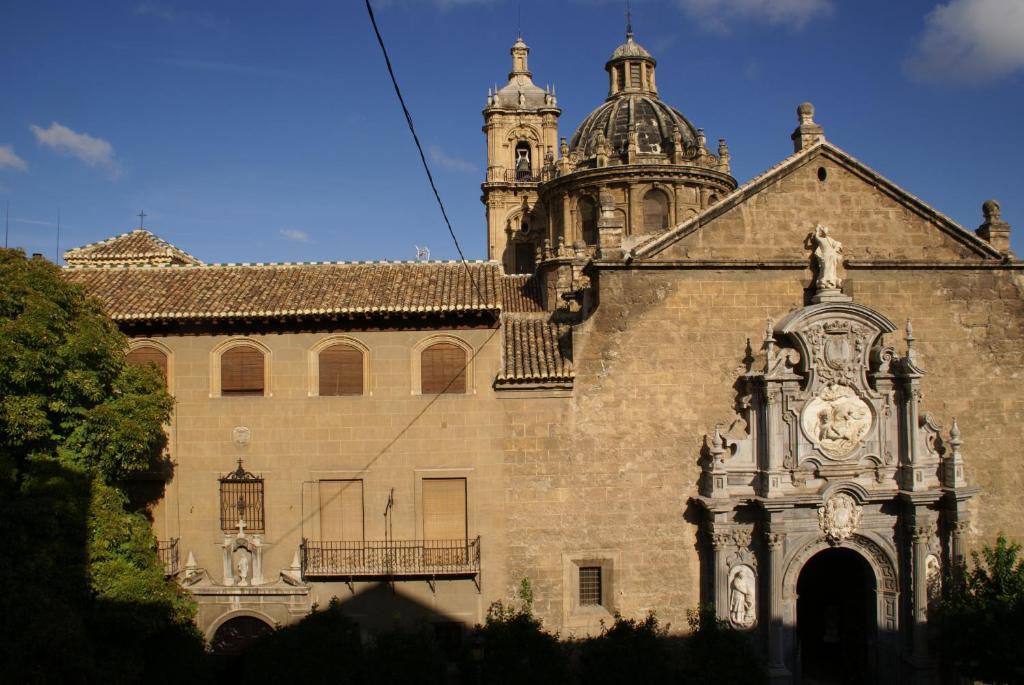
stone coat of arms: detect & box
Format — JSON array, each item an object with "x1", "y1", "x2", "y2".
[{"x1": 818, "y1": 492, "x2": 863, "y2": 545}]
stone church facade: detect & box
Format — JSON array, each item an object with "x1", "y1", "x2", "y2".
[{"x1": 65, "y1": 30, "x2": 1021, "y2": 684}]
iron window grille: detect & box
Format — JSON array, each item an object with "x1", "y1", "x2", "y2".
[
  {"x1": 220, "y1": 460, "x2": 264, "y2": 533},
  {"x1": 579, "y1": 566, "x2": 602, "y2": 606}
]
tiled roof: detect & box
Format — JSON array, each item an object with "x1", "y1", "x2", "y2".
[
  {"x1": 63, "y1": 229, "x2": 203, "y2": 266},
  {"x1": 500, "y1": 274, "x2": 545, "y2": 313},
  {"x1": 64, "y1": 260, "x2": 546, "y2": 321},
  {"x1": 496, "y1": 314, "x2": 574, "y2": 385}
]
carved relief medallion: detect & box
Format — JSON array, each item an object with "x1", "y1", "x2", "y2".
[
  {"x1": 802, "y1": 383, "x2": 872, "y2": 459},
  {"x1": 818, "y1": 492, "x2": 863, "y2": 545},
  {"x1": 728, "y1": 565, "x2": 756, "y2": 628}
]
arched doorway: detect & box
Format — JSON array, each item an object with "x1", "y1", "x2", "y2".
[
  {"x1": 797, "y1": 548, "x2": 876, "y2": 684},
  {"x1": 210, "y1": 614, "x2": 274, "y2": 656}
]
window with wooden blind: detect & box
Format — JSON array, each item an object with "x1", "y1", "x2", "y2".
[
  {"x1": 422, "y1": 478, "x2": 467, "y2": 564},
  {"x1": 319, "y1": 480, "x2": 364, "y2": 541},
  {"x1": 642, "y1": 189, "x2": 670, "y2": 233},
  {"x1": 319, "y1": 344, "x2": 363, "y2": 396},
  {"x1": 221, "y1": 346, "x2": 264, "y2": 396},
  {"x1": 421, "y1": 343, "x2": 467, "y2": 394},
  {"x1": 126, "y1": 346, "x2": 168, "y2": 384}
]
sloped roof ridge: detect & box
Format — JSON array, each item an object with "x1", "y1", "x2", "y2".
[
  {"x1": 62, "y1": 228, "x2": 203, "y2": 265},
  {"x1": 63, "y1": 257, "x2": 498, "y2": 270},
  {"x1": 630, "y1": 141, "x2": 1003, "y2": 260}
]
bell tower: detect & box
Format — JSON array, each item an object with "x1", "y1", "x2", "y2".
[{"x1": 482, "y1": 36, "x2": 560, "y2": 273}]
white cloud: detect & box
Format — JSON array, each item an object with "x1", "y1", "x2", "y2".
[
  {"x1": 0, "y1": 145, "x2": 27, "y2": 172},
  {"x1": 675, "y1": 0, "x2": 832, "y2": 34},
  {"x1": 279, "y1": 228, "x2": 311, "y2": 243},
  {"x1": 30, "y1": 122, "x2": 120, "y2": 176},
  {"x1": 429, "y1": 145, "x2": 475, "y2": 173},
  {"x1": 905, "y1": 0, "x2": 1024, "y2": 84}
]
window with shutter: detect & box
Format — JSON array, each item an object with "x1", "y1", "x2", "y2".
[
  {"x1": 642, "y1": 189, "x2": 670, "y2": 233},
  {"x1": 422, "y1": 478, "x2": 467, "y2": 565},
  {"x1": 319, "y1": 344, "x2": 363, "y2": 396},
  {"x1": 421, "y1": 343, "x2": 467, "y2": 394},
  {"x1": 629, "y1": 62, "x2": 641, "y2": 88},
  {"x1": 221, "y1": 346, "x2": 264, "y2": 396},
  {"x1": 319, "y1": 480, "x2": 364, "y2": 541},
  {"x1": 126, "y1": 346, "x2": 168, "y2": 384}
]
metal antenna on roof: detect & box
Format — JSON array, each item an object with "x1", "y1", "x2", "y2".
[
  {"x1": 415, "y1": 245, "x2": 430, "y2": 261},
  {"x1": 55, "y1": 209, "x2": 61, "y2": 263},
  {"x1": 137, "y1": 210, "x2": 147, "y2": 228}
]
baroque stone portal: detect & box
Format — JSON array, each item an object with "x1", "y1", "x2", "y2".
[{"x1": 802, "y1": 384, "x2": 871, "y2": 459}]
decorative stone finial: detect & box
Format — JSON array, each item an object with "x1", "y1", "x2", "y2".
[
  {"x1": 950, "y1": 417, "x2": 961, "y2": 444},
  {"x1": 792, "y1": 101, "x2": 825, "y2": 152},
  {"x1": 977, "y1": 198, "x2": 1012, "y2": 255}
]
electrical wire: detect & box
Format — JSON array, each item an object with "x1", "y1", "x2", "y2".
[{"x1": 363, "y1": 0, "x2": 486, "y2": 303}]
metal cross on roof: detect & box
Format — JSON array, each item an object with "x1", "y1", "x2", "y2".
[{"x1": 137, "y1": 210, "x2": 146, "y2": 228}]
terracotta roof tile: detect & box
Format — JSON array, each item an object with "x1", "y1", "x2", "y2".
[
  {"x1": 496, "y1": 314, "x2": 573, "y2": 385},
  {"x1": 63, "y1": 229, "x2": 202, "y2": 266},
  {"x1": 62, "y1": 260, "x2": 551, "y2": 321}
]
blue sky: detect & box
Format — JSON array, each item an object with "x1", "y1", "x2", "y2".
[{"x1": 1, "y1": 0, "x2": 1022, "y2": 263}]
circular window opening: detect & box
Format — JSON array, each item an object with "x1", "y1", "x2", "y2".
[{"x1": 817, "y1": 167, "x2": 828, "y2": 182}]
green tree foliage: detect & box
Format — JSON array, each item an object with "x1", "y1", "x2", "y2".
[
  {"x1": 240, "y1": 598, "x2": 366, "y2": 684},
  {"x1": 681, "y1": 606, "x2": 767, "y2": 684},
  {"x1": 0, "y1": 248, "x2": 202, "y2": 682},
  {"x1": 576, "y1": 612, "x2": 676, "y2": 684},
  {"x1": 940, "y1": 535, "x2": 1024, "y2": 684},
  {"x1": 467, "y1": 593, "x2": 568, "y2": 685}
]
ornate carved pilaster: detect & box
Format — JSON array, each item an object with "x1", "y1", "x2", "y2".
[{"x1": 764, "y1": 530, "x2": 788, "y2": 678}]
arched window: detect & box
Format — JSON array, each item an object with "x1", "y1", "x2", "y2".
[
  {"x1": 126, "y1": 346, "x2": 168, "y2": 385},
  {"x1": 319, "y1": 344, "x2": 363, "y2": 396},
  {"x1": 221, "y1": 346, "x2": 265, "y2": 396},
  {"x1": 210, "y1": 615, "x2": 274, "y2": 656},
  {"x1": 421, "y1": 342, "x2": 467, "y2": 394},
  {"x1": 578, "y1": 197, "x2": 598, "y2": 245},
  {"x1": 514, "y1": 141, "x2": 532, "y2": 181},
  {"x1": 642, "y1": 189, "x2": 670, "y2": 233}
]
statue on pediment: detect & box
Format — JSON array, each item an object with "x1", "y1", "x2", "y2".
[{"x1": 813, "y1": 225, "x2": 843, "y2": 290}]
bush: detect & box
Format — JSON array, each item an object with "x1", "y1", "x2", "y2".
[
  {"x1": 939, "y1": 535, "x2": 1024, "y2": 684},
  {"x1": 465, "y1": 594, "x2": 568, "y2": 685},
  {"x1": 577, "y1": 612, "x2": 676, "y2": 684},
  {"x1": 680, "y1": 606, "x2": 767, "y2": 685}
]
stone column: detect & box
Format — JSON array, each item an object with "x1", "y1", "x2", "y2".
[
  {"x1": 908, "y1": 520, "x2": 935, "y2": 683},
  {"x1": 710, "y1": 529, "x2": 731, "y2": 623},
  {"x1": 561, "y1": 194, "x2": 572, "y2": 247},
  {"x1": 765, "y1": 530, "x2": 790, "y2": 682}
]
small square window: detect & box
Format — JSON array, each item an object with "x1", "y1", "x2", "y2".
[{"x1": 579, "y1": 566, "x2": 602, "y2": 606}]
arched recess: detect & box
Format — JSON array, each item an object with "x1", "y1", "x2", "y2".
[
  {"x1": 781, "y1": 532, "x2": 899, "y2": 635},
  {"x1": 577, "y1": 195, "x2": 598, "y2": 245},
  {"x1": 210, "y1": 338, "x2": 272, "y2": 398},
  {"x1": 411, "y1": 335, "x2": 474, "y2": 396},
  {"x1": 641, "y1": 187, "x2": 671, "y2": 233},
  {"x1": 308, "y1": 336, "x2": 371, "y2": 397},
  {"x1": 206, "y1": 610, "x2": 276, "y2": 655},
  {"x1": 127, "y1": 338, "x2": 174, "y2": 395}
]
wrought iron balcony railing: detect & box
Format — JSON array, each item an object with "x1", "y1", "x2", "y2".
[
  {"x1": 157, "y1": 538, "x2": 180, "y2": 577},
  {"x1": 486, "y1": 168, "x2": 540, "y2": 185},
  {"x1": 301, "y1": 537, "x2": 481, "y2": 580}
]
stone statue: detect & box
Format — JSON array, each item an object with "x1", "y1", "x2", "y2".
[
  {"x1": 813, "y1": 225, "x2": 843, "y2": 290},
  {"x1": 982, "y1": 199, "x2": 1001, "y2": 222},
  {"x1": 728, "y1": 566, "x2": 756, "y2": 628},
  {"x1": 236, "y1": 553, "x2": 250, "y2": 586}
]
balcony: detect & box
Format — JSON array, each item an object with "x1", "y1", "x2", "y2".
[
  {"x1": 157, "y1": 538, "x2": 180, "y2": 577},
  {"x1": 301, "y1": 537, "x2": 481, "y2": 587},
  {"x1": 485, "y1": 167, "x2": 542, "y2": 185}
]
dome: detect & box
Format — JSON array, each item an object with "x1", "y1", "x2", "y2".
[
  {"x1": 609, "y1": 33, "x2": 653, "y2": 62},
  {"x1": 569, "y1": 94, "x2": 698, "y2": 160}
]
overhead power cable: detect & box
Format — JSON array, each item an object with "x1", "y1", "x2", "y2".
[{"x1": 363, "y1": 0, "x2": 485, "y2": 303}]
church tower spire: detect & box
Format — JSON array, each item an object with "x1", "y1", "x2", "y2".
[{"x1": 481, "y1": 35, "x2": 561, "y2": 274}]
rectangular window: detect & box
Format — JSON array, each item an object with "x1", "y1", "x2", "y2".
[
  {"x1": 422, "y1": 478, "x2": 467, "y2": 565},
  {"x1": 319, "y1": 345, "x2": 363, "y2": 396},
  {"x1": 579, "y1": 566, "x2": 602, "y2": 606},
  {"x1": 318, "y1": 480, "x2": 364, "y2": 541},
  {"x1": 221, "y1": 347, "x2": 264, "y2": 396},
  {"x1": 126, "y1": 347, "x2": 168, "y2": 384},
  {"x1": 629, "y1": 63, "x2": 641, "y2": 89},
  {"x1": 219, "y1": 470, "x2": 265, "y2": 533},
  {"x1": 421, "y1": 343, "x2": 467, "y2": 394}
]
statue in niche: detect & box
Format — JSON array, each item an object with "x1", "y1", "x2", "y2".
[
  {"x1": 813, "y1": 225, "x2": 843, "y2": 290},
  {"x1": 802, "y1": 384, "x2": 872, "y2": 459},
  {"x1": 926, "y1": 554, "x2": 942, "y2": 602},
  {"x1": 728, "y1": 565, "x2": 756, "y2": 628},
  {"x1": 236, "y1": 552, "x2": 250, "y2": 586}
]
